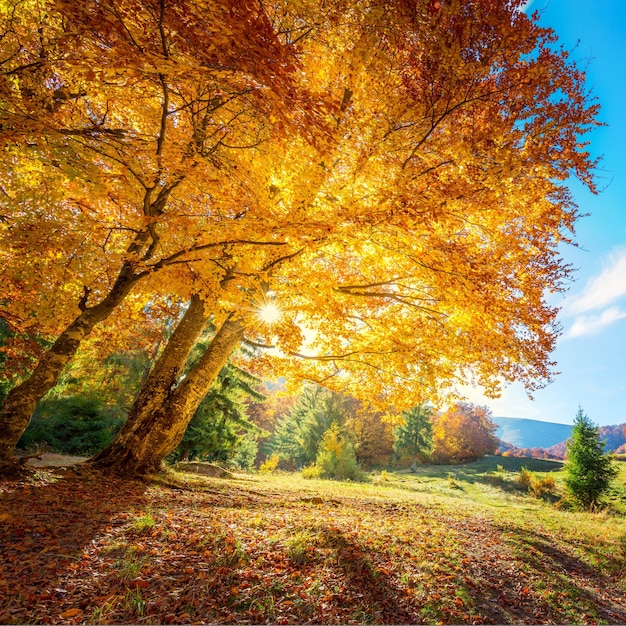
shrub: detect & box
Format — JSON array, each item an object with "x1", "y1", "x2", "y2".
[
  {"x1": 314, "y1": 422, "x2": 366, "y2": 481},
  {"x1": 529, "y1": 474, "x2": 557, "y2": 498},
  {"x1": 518, "y1": 467, "x2": 557, "y2": 498},
  {"x1": 301, "y1": 464, "x2": 322, "y2": 479},
  {"x1": 372, "y1": 469, "x2": 392, "y2": 485},
  {"x1": 18, "y1": 395, "x2": 121, "y2": 455},
  {"x1": 259, "y1": 453, "x2": 280, "y2": 474},
  {"x1": 518, "y1": 467, "x2": 533, "y2": 490}
]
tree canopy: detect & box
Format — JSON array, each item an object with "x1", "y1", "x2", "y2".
[{"x1": 0, "y1": 0, "x2": 601, "y2": 470}]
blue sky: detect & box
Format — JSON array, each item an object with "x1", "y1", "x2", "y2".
[{"x1": 467, "y1": 0, "x2": 626, "y2": 426}]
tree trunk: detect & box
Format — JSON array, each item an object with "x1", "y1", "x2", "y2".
[
  {"x1": 130, "y1": 294, "x2": 208, "y2": 426},
  {"x1": 0, "y1": 267, "x2": 142, "y2": 461},
  {"x1": 90, "y1": 316, "x2": 244, "y2": 476},
  {"x1": 90, "y1": 293, "x2": 208, "y2": 468}
]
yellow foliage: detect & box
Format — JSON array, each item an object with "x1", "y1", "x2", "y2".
[
  {"x1": 259, "y1": 454, "x2": 280, "y2": 475},
  {"x1": 0, "y1": 0, "x2": 601, "y2": 447}
]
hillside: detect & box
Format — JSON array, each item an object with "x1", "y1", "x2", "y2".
[
  {"x1": 494, "y1": 418, "x2": 626, "y2": 460},
  {"x1": 493, "y1": 416, "x2": 572, "y2": 449},
  {"x1": 1, "y1": 459, "x2": 625, "y2": 624},
  {"x1": 541, "y1": 423, "x2": 626, "y2": 459}
]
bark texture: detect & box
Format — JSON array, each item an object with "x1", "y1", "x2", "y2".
[
  {"x1": 126, "y1": 294, "x2": 208, "y2": 426},
  {"x1": 90, "y1": 315, "x2": 244, "y2": 476}
]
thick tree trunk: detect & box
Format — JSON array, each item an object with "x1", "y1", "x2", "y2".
[
  {"x1": 0, "y1": 269, "x2": 141, "y2": 461},
  {"x1": 129, "y1": 294, "x2": 208, "y2": 427},
  {"x1": 90, "y1": 294, "x2": 208, "y2": 468},
  {"x1": 90, "y1": 315, "x2": 244, "y2": 476}
]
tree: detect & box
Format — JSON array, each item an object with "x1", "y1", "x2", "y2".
[
  {"x1": 393, "y1": 404, "x2": 434, "y2": 471},
  {"x1": 18, "y1": 395, "x2": 122, "y2": 456},
  {"x1": 350, "y1": 406, "x2": 395, "y2": 469},
  {"x1": 247, "y1": 385, "x2": 298, "y2": 464},
  {"x1": 174, "y1": 362, "x2": 266, "y2": 465},
  {"x1": 432, "y1": 403, "x2": 499, "y2": 464},
  {"x1": 312, "y1": 421, "x2": 365, "y2": 482},
  {"x1": 2, "y1": 0, "x2": 601, "y2": 474},
  {"x1": 564, "y1": 407, "x2": 618, "y2": 510},
  {"x1": 91, "y1": 0, "x2": 601, "y2": 477},
  {"x1": 269, "y1": 385, "x2": 352, "y2": 468},
  {"x1": 0, "y1": 0, "x2": 331, "y2": 462}
]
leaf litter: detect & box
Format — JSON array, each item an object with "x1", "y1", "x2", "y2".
[{"x1": 1, "y1": 466, "x2": 625, "y2": 624}]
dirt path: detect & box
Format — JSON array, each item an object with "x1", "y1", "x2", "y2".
[{"x1": 23, "y1": 453, "x2": 88, "y2": 468}]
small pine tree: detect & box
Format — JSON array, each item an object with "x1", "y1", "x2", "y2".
[
  {"x1": 564, "y1": 407, "x2": 618, "y2": 510},
  {"x1": 393, "y1": 404, "x2": 433, "y2": 471}
]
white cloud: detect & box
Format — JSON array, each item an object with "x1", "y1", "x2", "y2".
[
  {"x1": 520, "y1": 0, "x2": 535, "y2": 12},
  {"x1": 561, "y1": 247, "x2": 626, "y2": 338},
  {"x1": 566, "y1": 248, "x2": 626, "y2": 315},
  {"x1": 566, "y1": 306, "x2": 626, "y2": 338}
]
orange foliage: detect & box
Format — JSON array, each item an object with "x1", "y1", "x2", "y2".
[
  {"x1": 432, "y1": 403, "x2": 499, "y2": 464},
  {"x1": 0, "y1": 0, "x2": 601, "y2": 444}
]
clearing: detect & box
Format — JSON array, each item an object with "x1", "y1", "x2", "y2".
[{"x1": 1, "y1": 457, "x2": 625, "y2": 624}]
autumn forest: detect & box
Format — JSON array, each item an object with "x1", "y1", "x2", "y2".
[{"x1": 1, "y1": 0, "x2": 625, "y2": 624}]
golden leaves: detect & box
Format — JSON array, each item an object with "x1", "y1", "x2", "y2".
[{"x1": 1, "y1": 0, "x2": 600, "y2": 408}]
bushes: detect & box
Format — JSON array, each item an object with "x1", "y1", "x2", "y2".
[
  {"x1": 18, "y1": 395, "x2": 122, "y2": 455},
  {"x1": 518, "y1": 467, "x2": 557, "y2": 498},
  {"x1": 259, "y1": 453, "x2": 280, "y2": 474},
  {"x1": 302, "y1": 422, "x2": 366, "y2": 482}
]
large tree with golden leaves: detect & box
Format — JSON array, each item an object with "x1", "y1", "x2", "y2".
[
  {"x1": 0, "y1": 0, "x2": 337, "y2": 462},
  {"x1": 1, "y1": 0, "x2": 599, "y2": 473},
  {"x1": 94, "y1": 0, "x2": 599, "y2": 476}
]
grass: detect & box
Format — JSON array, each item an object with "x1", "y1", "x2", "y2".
[
  {"x1": 129, "y1": 511, "x2": 156, "y2": 534},
  {"x1": 1, "y1": 454, "x2": 625, "y2": 624}
]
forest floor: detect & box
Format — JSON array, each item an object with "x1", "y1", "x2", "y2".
[{"x1": 1, "y1": 457, "x2": 626, "y2": 625}]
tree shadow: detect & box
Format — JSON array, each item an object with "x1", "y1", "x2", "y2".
[
  {"x1": 304, "y1": 523, "x2": 419, "y2": 623},
  {"x1": 0, "y1": 467, "x2": 149, "y2": 623},
  {"x1": 486, "y1": 523, "x2": 626, "y2": 623}
]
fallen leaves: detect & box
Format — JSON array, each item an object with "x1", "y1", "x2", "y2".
[{"x1": 0, "y1": 468, "x2": 625, "y2": 624}]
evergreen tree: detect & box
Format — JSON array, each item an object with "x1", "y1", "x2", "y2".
[
  {"x1": 18, "y1": 395, "x2": 122, "y2": 455},
  {"x1": 175, "y1": 361, "x2": 267, "y2": 465},
  {"x1": 564, "y1": 407, "x2": 617, "y2": 510},
  {"x1": 269, "y1": 385, "x2": 351, "y2": 467},
  {"x1": 393, "y1": 404, "x2": 434, "y2": 470}
]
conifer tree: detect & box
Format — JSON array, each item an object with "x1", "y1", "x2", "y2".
[
  {"x1": 564, "y1": 407, "x2": 617, "y2": 510},
  {"x1": 393, "y1": 404, "x2": 434, "y2": 471},
  {"x1": 269, "y1": 385, "x2": 351, "y2": 467},
  {"x1": 174, "y1": 362, "x2": 266, "y2": 465}
]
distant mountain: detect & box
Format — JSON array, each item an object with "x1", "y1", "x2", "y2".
[
  {"x1": 492, "y1": 416, "x2": 572, "y2": 449},
  {"x1": 542, "y1": 423, "x2": 626, "y2": 459},
  {"x1": 493, "y1": 417, "x2": 626, "y2": 460}
]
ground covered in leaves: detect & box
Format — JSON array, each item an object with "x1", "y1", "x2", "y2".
[{"x1": 1, "y1": 462, "x2": 625, "y2": 624}]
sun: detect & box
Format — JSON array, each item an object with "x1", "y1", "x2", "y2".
[{"x1": 258, "y1": 301, "x2": 282, "y2": 325}]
